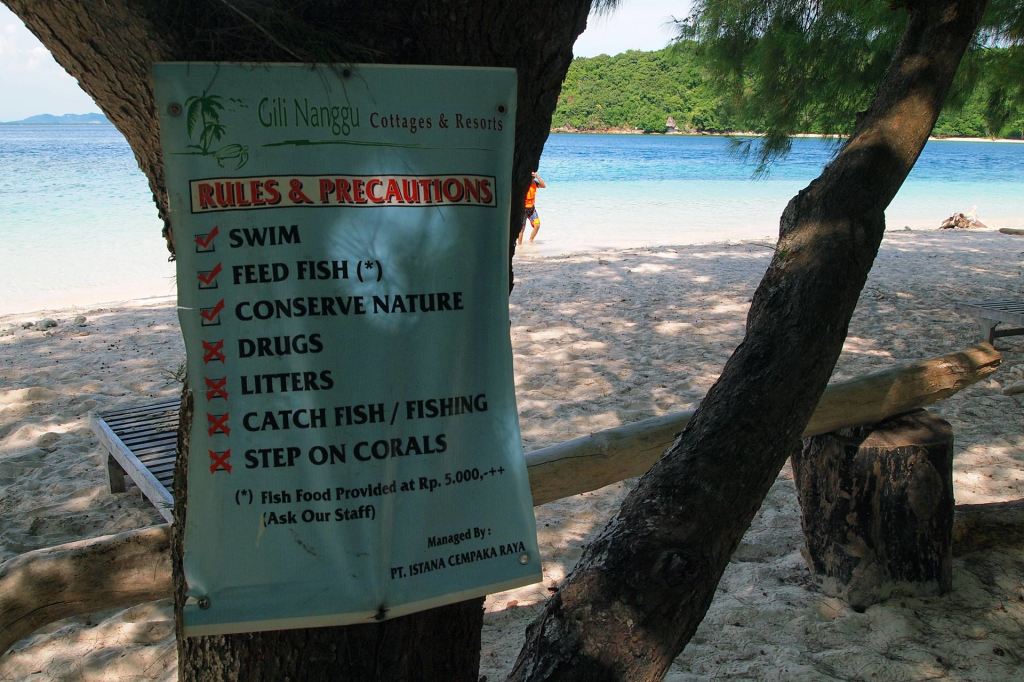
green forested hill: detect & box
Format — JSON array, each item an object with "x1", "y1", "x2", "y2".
[
  {"x1": 553, "y1": 46, "x2": 728, "y2": 132},
  {"x1": 553, "y1": 46, "x2": 1024, "y2": 139}
]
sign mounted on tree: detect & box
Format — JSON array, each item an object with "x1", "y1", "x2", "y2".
[{"x1": 154, "y1": 63, "x2": 540, "y2": 636}]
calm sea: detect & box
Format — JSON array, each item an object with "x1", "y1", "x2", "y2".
[
  {"x1": 1, "y1": 125, "x2": 174, "y2": 315},
  {"x1": 531, "y1": 132, "x2": 1024, "y2": 256},
  {"x1": 1, "y1": 126, "x2": 1022, "y2": 314}
]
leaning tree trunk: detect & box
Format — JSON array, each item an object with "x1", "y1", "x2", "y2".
[
  {"x1": 4, "y1": 1, "x2": 592, "y2": 679},
  {"x1": 510, "y1": 2, "x2": 989, "y2": 680}
]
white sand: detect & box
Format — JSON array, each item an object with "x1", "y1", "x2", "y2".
[{"x1": 1, "y1": 229, "x2": 1022, "y2": 680}]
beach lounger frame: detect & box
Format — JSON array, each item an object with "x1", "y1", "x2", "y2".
[
  {"x1": 956, "y1": 299, "x2": 1024, "y2": 345},
  {"x1": 90, "y1": 398, "x2": 178, "y2": 522}
]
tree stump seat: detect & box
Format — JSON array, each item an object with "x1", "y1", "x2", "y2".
[{"x1": 792, "y1": 409, "x2": 954, "y2": 611}]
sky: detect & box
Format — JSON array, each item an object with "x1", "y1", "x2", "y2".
[{"x1": 0, "y1": 2, "x2": 689, "y2": 121}]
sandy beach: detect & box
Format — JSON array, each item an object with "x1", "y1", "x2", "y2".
[{"x1": 1, "y1": 228, "x2": 1022, "y2": 680}]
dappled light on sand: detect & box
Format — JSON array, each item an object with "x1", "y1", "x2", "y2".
[
  {"x1": 0, "y1": 300, "x2": 182, "y2": 680},
  {"x1": 487, "y1": 230, "x2": 1023, "y2": 681},
  {"x1": 1, "y1": 230, "x2": 1022, "y2": 679}
]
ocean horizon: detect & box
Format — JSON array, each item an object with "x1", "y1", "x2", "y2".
[{"x1": 1, "y1": 126, "x2": 1022, "y2": 315}]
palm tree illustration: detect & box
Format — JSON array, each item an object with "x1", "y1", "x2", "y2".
[{"x1": 183, "y1": 92, "x2": 249, "y2": 169}]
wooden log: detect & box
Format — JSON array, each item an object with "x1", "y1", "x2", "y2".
[
  {"x1": 953, "y1": 498, "x2": 1024, "y2": 556},
  {"x1": 792, "y1": 409, "x2": 955, "y2": 611},
  {"x1": 528, "y1": 343, "x2": 999, "y2": 505},
  {"x1": 0, "y1": 345, "x2": 1002, "y2": 654},
  {"x1": 0, "y1": 525, "x2": 171, "y2": 656},
  {"x1": 5, "y1": 501, "x2": 1021, "y2": 656}
]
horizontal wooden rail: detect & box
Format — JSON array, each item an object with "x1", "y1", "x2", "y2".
[
  {"x1": 526, "y1": 343, "x2": 1001, "y2": 505},
  {"x1": 0, "y1": 344, "x2": 1004, "y2": 654}
]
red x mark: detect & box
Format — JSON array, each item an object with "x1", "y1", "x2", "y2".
[
  {"x1": 209, "y1": 449, "x2": 232, "y2": 474},
  {"x1": 207, "y1": 412, "x2": 230, "y2": 436},
  {"x1": 195, "y1": 225, "x2": 220, "y2": 251},
  {"x1": 197, "y1": 263, "x2": 223, "y2": 288},
  {"x1": 204, "y1": 376, "x2": 228, "y2": 400},
  {"x1": 202, "y1": 339, "x2": 225, "y2": 364},
  {"x1": 200, "y1": 299, "x2": 226, "y2": 325}
]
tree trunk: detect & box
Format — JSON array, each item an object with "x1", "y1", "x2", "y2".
[
  {"x1": 3, "y1": 1, "x2": 592, "y2": 679},
  {"x1": 510, "y1": 2, "x2": 989, "y2": 680},
  {"x1": 792, "y1": 409, "x2": 954, "y2": 611}
]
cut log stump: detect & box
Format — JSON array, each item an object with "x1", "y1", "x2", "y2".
[{"x1": 792, "y1": 409, "x2": 954, "y2": 611}]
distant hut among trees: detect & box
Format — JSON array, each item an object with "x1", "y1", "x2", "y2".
[{"x1": 665, "y1": 115, "x2": 678, "y2": 133}]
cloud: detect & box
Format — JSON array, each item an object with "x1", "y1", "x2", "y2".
[
  {"x1": 574, "y1": 0, "x2": 689, "y2": 58},
  {"x1": 0, "y1": 6, "x2": 99, "y2": 119}
]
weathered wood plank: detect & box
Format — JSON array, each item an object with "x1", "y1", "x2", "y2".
[{"x1": 527, "y1": 343, "x2": 1000, "y2": 505}]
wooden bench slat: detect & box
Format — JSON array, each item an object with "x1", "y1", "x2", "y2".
[
  {"x1": 118, "y1": 433, "x2": 178, "y2": 448},
  {"x1": 121, "y1": 444, "x2": 176, "y2": 460},
  {"x1": 135, "y1": 453, "x2": 176, "y2": 467},
  {"x1": 103, "y1": 415, "x2": 179, "y2": 432},
  {"x1": 90, "y1": 402, "x2": 178, "y2": 523},
  {"x1": 955, "y1": 299, "x2": 1024, "y2": 344},
  {"x1": 104, "y1": 412, "x2": 179, "y2": 428},
  {"x1": 98, "y1": 400, "x2": 179, "y2": 420}
]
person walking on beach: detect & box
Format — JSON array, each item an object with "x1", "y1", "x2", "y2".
[{"x1": 518, "y1": 171, "x2": 546, "y2": 245}]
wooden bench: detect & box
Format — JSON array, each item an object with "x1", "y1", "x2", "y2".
[
  {"x1": 955, "y1": 299, "x2": 1024, "y2": 345},
  {"x1": 90, "y1": 399, "x2": 178, "y2": 522}
]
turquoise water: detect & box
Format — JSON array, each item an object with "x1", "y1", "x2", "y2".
[
  {"x1": 0, "y1": 125, "x2": 174, "y2": 314},
  {"x1": 1, "y1": 126, "x2": 1022, "y2": 313},
  {"x1": 529, "y1": 133, "x2": 1024, "y2": 256}
]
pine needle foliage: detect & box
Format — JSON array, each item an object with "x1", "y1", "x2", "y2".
[{"x1": 679, "y1": 0, "x2": 1024, "y2": 165}]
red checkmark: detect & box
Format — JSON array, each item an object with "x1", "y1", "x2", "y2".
[
  {"x1": 200, "y1": 299, "x2": 226, "y2": 324},
  {"x1": 197, "y1": 263, "x2": 223, "y2": 288},
  {"x1": 195, "y1": 226, "x2": 220, "y2": 251}
]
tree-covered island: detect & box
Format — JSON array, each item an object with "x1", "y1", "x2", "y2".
[{"x1": 553, "y1": 45, "x2": 1024, "y2": 138}]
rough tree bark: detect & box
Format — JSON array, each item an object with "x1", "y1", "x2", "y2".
[
  {"x1": 3, "y1": 1, "x2": 592, "y2": 679},
  {"x1": 510, "y1": 2, "x2": 990, "y2": 680}
]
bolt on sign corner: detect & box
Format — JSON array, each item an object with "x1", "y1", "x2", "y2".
[{"x1": 154, "y1": 62, "x2": 540, "y2": 636}]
